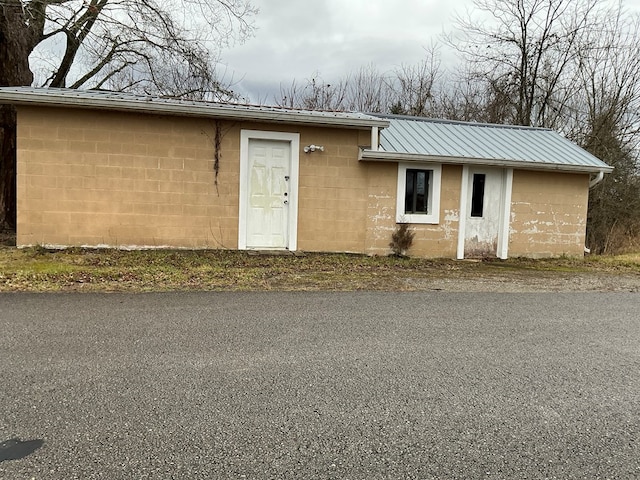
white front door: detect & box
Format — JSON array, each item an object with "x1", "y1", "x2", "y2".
[
  {"x1": 463, "y1": 168, "x2": 504, "y2": 257},
  {"x1": 245, "y1": 138, "x2": 291, "y2": 249},
  {"x1": 239, "y1": 130, "x2": 299, "y2": 251}
]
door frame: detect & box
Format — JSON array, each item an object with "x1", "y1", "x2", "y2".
[
  {"x1": 238, "y1": 130, "x2": 300, "y2": 250},
  {"x1": 456, "y1": 165, "x2": 513, "y2": 260}
]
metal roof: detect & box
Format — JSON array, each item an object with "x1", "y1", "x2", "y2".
[
  {"x1": 0, "y1": 87, "x2": 389, "y2": 130},
  {"x1": 363, "y1": 115, "x2": 612, "y2": 173}
]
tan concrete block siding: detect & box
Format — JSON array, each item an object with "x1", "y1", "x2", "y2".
[
  {"x1": 16, "y1": 108, "x2": 375, "y2": 251},
  {"x1": 411, "y1": 164, "x2": 462, "y2": 258},
  {"x1": 509, "y1": 170, "x2": 589, "y2": 257},
  {"x1": 16, "y1": 105, "x2": 590, "y2": 258},
  {"x1": 364, "y1": 164, "x2": 462, "y2": 257},
  {"x1": 364, "y1": 162, "x2": 397, "y2": 256},
  {"x1": 17, "y1": 106, "x2": 239, "y2": 248},
  {"x1": 296, "y1": 127, "x2": 369, "y2": 253}
]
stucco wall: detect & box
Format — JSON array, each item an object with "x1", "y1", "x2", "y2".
[{"x1": 509, "y1": 170, "x2": 589, "y2": 257}]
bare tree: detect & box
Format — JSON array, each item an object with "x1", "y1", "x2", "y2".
[
  {"x1": 277, "y1": 73, "x2": 349, "y2": 111},
  {"x1": 276, "y1": 51, "x2": 444, "y2": 117},
  {"x1": 5, "y1": 0, "x2": 256, "y2": 95},
  {"x1": 345, "y1": 64, "x2": 393, "y2": 113},
  {"x1": 446, "y1": 0, "x2": 605, "y2": 127},
  {"x1": 277, "y1": 67, "x2": 392, "y2": 113},
  {"x1": 0, "y1": 0, "x2": 256, "y2": 229},
  {"x1": 576, "y1": 9, "x2": 640, "y2": 253},
  {"x1": 388, "y1": 46, "x2": 443, "y2": 117}
]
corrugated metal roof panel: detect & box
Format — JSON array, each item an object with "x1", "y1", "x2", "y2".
[
  {"x1": 377, "y1": 115, "x2": 611, "y2": 171},
  {"x1": 0, "y1": 87, "x2": 389, "y2": 129}
]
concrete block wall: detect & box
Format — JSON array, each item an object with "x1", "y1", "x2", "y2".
[
  {"x1": 410, "y1": 164, "x2": 462, "y2": 258},
  {"x1": 16, "y1": 106, "x2": 376, "y2": 252},
  {"x1": 509, "y1": 170, "x2": 589, "y2": 257},
  {"x1": 364, "y1": 163, "x2": 461, "y2": 257},
  {"x1": 17, "y1": 106, "x2": 239, "y2": 248},
  {"x1": 364, "y1": 162, "x2": 397, "y2": 256},
  {"x1": 16, "y1": 105, "x2": 592, "y2": 258},
  {"x1": 296, "y1": 128, "x2": 370, "y2": 253}
]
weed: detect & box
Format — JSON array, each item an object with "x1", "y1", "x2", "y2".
[{"x1": 389, "y1": 223, "x2": 415, "y2": 257}]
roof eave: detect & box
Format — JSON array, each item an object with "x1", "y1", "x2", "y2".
[
  {"x1": 0, "y1": 90, "x2": 390, "y2": 130},
  {"x1": 359, "y1": 149, "x2": 614, "y2": 174}
]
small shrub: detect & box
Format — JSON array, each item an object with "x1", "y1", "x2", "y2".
[
  {"x1": 30, "y1": 244, "x2": 52, "y2": 256},
  {"x1": 389, "y1": 223, "x2": 415, "y2": 257}
]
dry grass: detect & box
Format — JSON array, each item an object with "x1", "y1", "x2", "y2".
[{"x1": 0, "y1": 246, "x2": 639, "y2": 292}]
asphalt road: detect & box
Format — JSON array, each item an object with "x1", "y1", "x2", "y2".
[{"x1": 1, "y1": 292, "x2": 639, "y2": 479}]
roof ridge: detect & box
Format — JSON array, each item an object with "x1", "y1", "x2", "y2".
[
  {"x1": 0, "y1": 86, "x2": 364, "y2": 116},
  {"x1": 369, "y1": 113, "x2": 553, "y2": 132}
]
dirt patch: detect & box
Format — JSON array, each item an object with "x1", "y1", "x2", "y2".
[{"x1": 402, "y1": 272, "x2": 640, "y2": 292}]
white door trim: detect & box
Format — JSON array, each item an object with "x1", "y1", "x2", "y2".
[
  {"x1": 238, "y1": 130, "x2": 300, "y2": 250},
  {"x1": 456, "y1": 165, "x2": 469, "y2": 260},
  {"x1": 496, "y1": 168, "x2": 513, "y2": 259}
]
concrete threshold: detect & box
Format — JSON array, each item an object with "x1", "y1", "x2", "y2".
[{"x1": 247, "y1": 250, "x2": 306, "y2": 257}]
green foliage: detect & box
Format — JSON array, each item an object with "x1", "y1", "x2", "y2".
[{"x1": 389, "y1": 101, "x2": 406, "y2": 115}]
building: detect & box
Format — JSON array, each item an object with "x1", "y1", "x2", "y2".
[{"x1": 0, "y1": 87, "x2": 613, "y2": 258}]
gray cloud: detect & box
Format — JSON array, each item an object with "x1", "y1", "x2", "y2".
[{"x1": 223, "y1": 0, "x2": 471, "y2": 102}]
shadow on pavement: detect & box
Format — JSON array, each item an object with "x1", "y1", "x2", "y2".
[{"x1": 0, "y1": 438, "x2": 44, "y2": 462}]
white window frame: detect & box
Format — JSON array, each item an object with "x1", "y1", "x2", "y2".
[{"x1": 396, "y1": 162, "x2": 442, "y2": 224}]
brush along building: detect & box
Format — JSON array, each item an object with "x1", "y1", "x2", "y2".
[{"x1": 0, "y1": 87, "x2": 612, "y2": 258}]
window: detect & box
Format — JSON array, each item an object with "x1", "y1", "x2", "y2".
[
  {"x1": 405, "y1": 169, "x2": 430, "y2": 214},
  {"x1": 470, "y1": 173, "x2": 485, "y2": 217},
  {"x1": 396, "y1": 163, "x2": 441, "y2": 224}
]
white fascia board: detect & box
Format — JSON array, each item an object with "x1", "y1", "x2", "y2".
[
  {"x1": 0, "y1": 89, "x2": 390, "y2": 130},
  {"x1": 359, "y1": 149, "x2": 614, "y2": 174}
]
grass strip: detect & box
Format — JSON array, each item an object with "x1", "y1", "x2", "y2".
[{"x1": 0, "y1": 247, "x2": 638, "y2": 293}]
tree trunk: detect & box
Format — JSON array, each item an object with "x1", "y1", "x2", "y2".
[
  {"x1": 0, "y1": 105, "x2": 16, "y2": 230},
  {"x1": 0, "y1": 3, "x2": 37, "y2": 230}
]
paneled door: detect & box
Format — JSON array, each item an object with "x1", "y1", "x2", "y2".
[{"x1": 245, "y1": 139, "x2": 291, "y2": 249}]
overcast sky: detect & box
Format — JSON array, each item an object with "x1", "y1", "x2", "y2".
[
  {"x1": 222, "y1": 0, "x2": 640, "y2": 104},
  {"x1": 222, "y1": 0, "x2": 476, "y2": 103}
]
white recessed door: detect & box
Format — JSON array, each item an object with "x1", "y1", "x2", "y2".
[
  {"x1": 245, "y1": 139, "x2": 291, "y2": 249},
  {"x1": 464, "y1": 168, "x2": 503, "y2": 257}
]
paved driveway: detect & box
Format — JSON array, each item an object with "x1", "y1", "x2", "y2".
[{"x1": 1, "y1": 292, "x2": 639, "y2": 479}]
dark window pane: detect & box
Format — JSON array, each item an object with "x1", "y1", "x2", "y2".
[
  {"x1": 405, "y1": 169, "x2": 430, "y2": 214},
  {"x1": 471, "y1": 173, "x2": 485, "y2": 217},
  {"x1": 415, "y1": 171, "x2": 427, "y2": 213},
  {"x1": 405, "y1": 170, "x2": 415, "y2": 213}
]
